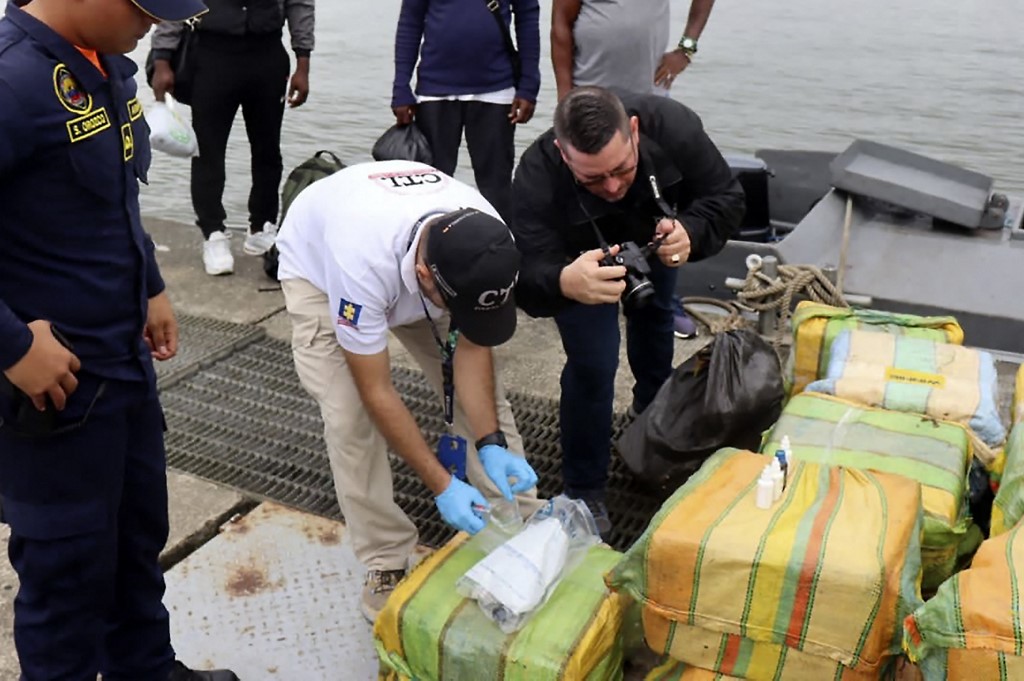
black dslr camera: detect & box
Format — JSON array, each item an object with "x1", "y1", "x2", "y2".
[{"x1": 601, "y1": 234, "x2": 666, "y2": 310}]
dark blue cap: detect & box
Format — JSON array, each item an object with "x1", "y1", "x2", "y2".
[{"x1": 130, "y1": 0, "x2": 208, "y2": 22}]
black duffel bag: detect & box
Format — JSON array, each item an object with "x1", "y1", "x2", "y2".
[{"x1": 615, "y1": 329, "x2": 785, "y2": 496}]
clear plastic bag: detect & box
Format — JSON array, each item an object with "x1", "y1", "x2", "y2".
[{"x1": 455, "y1": 495, "x2": 600, "y2": 633}]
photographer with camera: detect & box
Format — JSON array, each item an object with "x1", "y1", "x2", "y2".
[{"x1": 510, "y1": 86, "x2": 744, "y2": 533}]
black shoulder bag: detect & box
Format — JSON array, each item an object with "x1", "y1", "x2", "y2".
[
  {"x1": 484, "y1": 0, "x2": 522, "y2": 89},
  {"x1": 144, "y1": 21, "x2": 199, "y2": 106}
]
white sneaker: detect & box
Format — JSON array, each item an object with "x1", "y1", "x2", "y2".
[
  {"x1": 202, "y1": 231, "x2": 234, "y2": 276},
  {"x1": 243, "y1": 222, "x2": 277, "y2": 256}
]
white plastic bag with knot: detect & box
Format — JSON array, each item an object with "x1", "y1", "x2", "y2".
[
  {"x1": 146, "y1": 94, "x2": 198, "y2": 158},
  {"x1": 456, "y1": 495, "x2": 601, "y2": 633}
]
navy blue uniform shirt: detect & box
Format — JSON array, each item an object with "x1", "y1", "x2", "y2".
[{"x1": 0, "y1": 3, "x2": 164, "y2": 382}]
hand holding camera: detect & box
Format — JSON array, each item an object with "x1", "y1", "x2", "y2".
[
  {"x1": 559, "y1": 246, "x2": 627, "y2": 305},
  {"x1": 654, "y1": 217, "x2": 691, "y2": 268}
]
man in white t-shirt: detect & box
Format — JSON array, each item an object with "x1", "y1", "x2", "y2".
[{"x1": 276, "y1": 160, "x2": 540, "y2": 622}]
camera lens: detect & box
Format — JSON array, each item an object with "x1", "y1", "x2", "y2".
[{"x1": 623, "y1": 274, "x2": 655, "y2": 308}]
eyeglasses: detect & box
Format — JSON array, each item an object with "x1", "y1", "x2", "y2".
[{"x1": 568, "y1": 138, "x2": 638, "y2": 188}]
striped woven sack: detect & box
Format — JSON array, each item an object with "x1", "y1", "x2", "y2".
[
  {"x1": 374, "y1": 532, "x2": 628, "y2": 681},
  {"x1": 786, "y1": 302, "x2": 963, "y2": 398},
  {"x1": 991, "y1": 424, "x2": 1024, "y2": 536},
  {"x1": 805, "y1": 329, "x2": 1006, "y2": 457},
  {"x1": 762, "y1": 393, "x2": 979, "y2": 591},
  {"x1": 607, "y1": 449, "x2": 924, "y2": 681},
  {"x1": 903, "y1": 522, "x2": 1024, "y2": 681},
  {"x1": 644, "y1": 657, "x2": 924, "y2": 681}
]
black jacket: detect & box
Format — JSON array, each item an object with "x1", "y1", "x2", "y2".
[{"x1": 510, "y1": 94, "x2": 745, "y2": 318}]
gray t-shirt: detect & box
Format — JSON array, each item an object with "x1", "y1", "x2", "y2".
[{"x1": 572, "y1": 0, "x2": 671, "y2": 96}]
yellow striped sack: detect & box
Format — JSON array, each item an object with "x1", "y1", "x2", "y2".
[
  {"x1": 991, "y1": 424, "x2": 1024, "y2": 536},
  {"x1": 786, "y1": 302, "x2": 963, "y2": 397},
  {"x1": 805, "y1": 329, "x2": 1006, "y2": 457},
  {"x1": 903, "y1": 521, "x2": 1024, "y2": 680},
  {"x1": 374, "y1": 532, "x2": 628, "y2": 681},
  {"x1": 762, "y1": 393, "x2": 980, "y2": 591},
  {"x1": 645, "y1": 657, "x2": 925, "y2": 681},
  {"x1": 607, "y1": 449, "x2": 924, "y2": 681}
]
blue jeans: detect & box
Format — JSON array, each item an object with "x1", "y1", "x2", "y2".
[{"x1": 555, "y1": 259, "x2": 677, "y2": 496}]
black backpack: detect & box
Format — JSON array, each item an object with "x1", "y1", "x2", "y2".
[{"x1": 264, "y1": 150, "x2": 346, "y2": 280}]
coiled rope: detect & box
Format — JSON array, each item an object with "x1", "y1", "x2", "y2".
[{"x1": 684, "y1": 195, "x2": 855, "y2": 347}]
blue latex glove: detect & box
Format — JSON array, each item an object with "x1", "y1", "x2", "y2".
[
  {"x1": 478, "y1": 444, "x2": 539, "y2": 501},
  {"x1": 435, "y1": 477, "x2": 488, "y2": 535}
]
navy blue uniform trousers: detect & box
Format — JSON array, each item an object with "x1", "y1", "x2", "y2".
[
  {"x1": 0, "y1": 375, "x2": 173, "y2": 680},
  {"x1": 554, "y1": 259, "x2": 677, "y2": 497}
]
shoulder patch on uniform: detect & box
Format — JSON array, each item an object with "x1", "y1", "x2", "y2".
[
  {"x1": 337, "y1": 299, "x2": 363, "y2": 328},
  {"x1": 53, "y1": 64, "x2": 92, "y2": 114},
  {"x1": 66, "y1": 107, "x2": 110, "y2": 143},
  {"x1": 121, "y1": 123, "x2": 134, "y2": 161},
  {"x1": 127, "y1": 97, "x2": 143, "y2": 121}
]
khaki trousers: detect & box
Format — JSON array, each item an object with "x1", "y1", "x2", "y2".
[{"x1": 282, "y1": 277, "x2": 538, "y2": 570}]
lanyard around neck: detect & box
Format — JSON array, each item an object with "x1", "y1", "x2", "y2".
[{"x1": 418, "y1": 295, "x2": 459, "y2": 427}]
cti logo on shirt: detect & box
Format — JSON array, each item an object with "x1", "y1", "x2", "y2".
[{"x1": 337, "y1": 298, "x2": 362, "y2": 328}]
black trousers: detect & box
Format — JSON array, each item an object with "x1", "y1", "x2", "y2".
[
  {"x1": 415, "y1": 100, "x2": 515, "y2": 222},
  {"x1": 189, "y1": 35, "x2": 290, "y2": 237}
]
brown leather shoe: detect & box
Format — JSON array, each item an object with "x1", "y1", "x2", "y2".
[{"x1": 360, "y1": 568, "x2": 407, "y2": 623}]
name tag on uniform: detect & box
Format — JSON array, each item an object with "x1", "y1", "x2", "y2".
[
  {"x1": 437, "y1": 433, "x2": 467, "y2": 481},
  {"x1": 66, "y1": 107, "x2": 110, "y2": 143}
]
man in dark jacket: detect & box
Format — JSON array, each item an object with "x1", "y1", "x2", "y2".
[
  {"x1": 150, "y1": 0, "x2": 315, "y2": 276},
  {"x1": 391, "y1": 0, "x2": 540, "y2": 222},
  {"x1": 510, "y1": 86, "x2": 744, "y2": 532}
]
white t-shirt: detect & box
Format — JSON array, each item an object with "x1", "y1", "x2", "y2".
[{"x1": 276, "y1": 160, "x2": 502, "y2": 355}]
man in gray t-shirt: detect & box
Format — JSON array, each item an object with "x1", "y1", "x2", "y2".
[
  {"x1": 551, "y1": 0, "x2": 715, "y2": 102},
  {"x1": 551, "y1": 0, "x2": 716, "y2": 339}
]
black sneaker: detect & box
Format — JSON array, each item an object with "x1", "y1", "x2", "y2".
[
  {"x1": 567, "y1": 492, "x2": 612, "y2": 536},
  {"x1": 169, "y1": 661, "x2": 240, "y2": 681}
]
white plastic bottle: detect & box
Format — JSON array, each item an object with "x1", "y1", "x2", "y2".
[
  {"x1": 769, "y1": 458, "x2": 784, "y2": 501},
  {"x1": 756, "y1": 466, "x2": 774, "y2": 509},
  {"x1": 780, "y1": 435, "x2": 793, "y2": 463}
]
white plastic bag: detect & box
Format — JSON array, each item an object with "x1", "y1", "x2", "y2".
[
  {"x1": 146, "y1": 94, "x2": 198, "y2": 158},
  {"x1": 456, "y1": 495, "x2": 600, "y2": 633}
]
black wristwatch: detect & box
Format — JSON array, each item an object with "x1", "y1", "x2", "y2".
[{"x1": 475, "y1": 431, "x2": 508, "y2": 451}]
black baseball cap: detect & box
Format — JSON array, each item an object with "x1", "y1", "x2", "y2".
[
  {"x1": 130, "y1": 0, "x2": 207, "y2": 22},
  {"x1": 426, "y1": 209, "x2": 520, "y2": 347}
]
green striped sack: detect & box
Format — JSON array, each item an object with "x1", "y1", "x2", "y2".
[
  {"x1": 992, "y1": 424, "x2": 1024, "y2": 537},
  {"x1": 903, "y1": 523, "x2": 1024, "y2": 680},
  {"x1": 374, "y1": 533, "x2": 627, "y2": 681}
]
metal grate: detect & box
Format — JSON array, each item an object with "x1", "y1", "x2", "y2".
[
  {"x1": 162, "y1": 337, "x2": 663, "y2": 550},
  {"x1": 155, "y1": 315, "x2": 266, "y2": 390}
]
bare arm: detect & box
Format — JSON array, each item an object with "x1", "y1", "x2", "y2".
[
  {"x1": 451, "y1": 337, "x2": 501, "y2": 440},
  {"x1": 655, "y1": 0, "x2": 716, "y2": 88},
  {"x1": 344, "y1": 348, "x2": 451, "y2": 495},
  {"x1": 683, "y1": 0, "x2": 716, "y2": 40},
  {"x1": 550, "y1": 0, "x2": 582, "y2": 102}
]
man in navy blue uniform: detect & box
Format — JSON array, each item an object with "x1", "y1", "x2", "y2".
[{"x1": 0, "y1": 1, "x2": 238, "y2": 679}]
